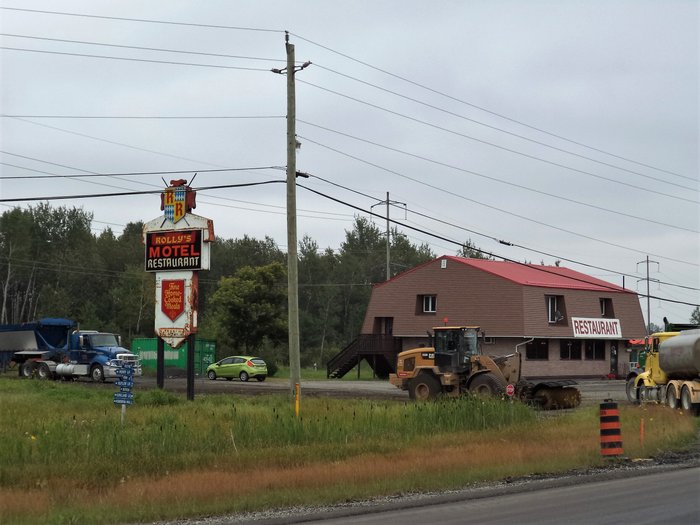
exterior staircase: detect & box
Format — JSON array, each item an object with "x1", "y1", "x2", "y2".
[{"x1": 326, "y1": 334, "x2": 402, "y2": 379}]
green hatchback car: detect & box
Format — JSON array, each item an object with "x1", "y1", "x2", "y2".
[{"x1": 206, "y1": 356, "x2": 267, "y2": 382}]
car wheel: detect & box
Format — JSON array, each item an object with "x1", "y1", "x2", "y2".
[
  {"x1": 239, "y1": 371, "x2": 249, "y2": 382},
  {"x1": 207, "y1": 370, "x2": 217, "y2": 380},
  {"x1": 256, "y1": 376, "x2": 266, "y2": 382},
  {"x1": 90, "y1": 364, "x2": 104, "y2": 383}
]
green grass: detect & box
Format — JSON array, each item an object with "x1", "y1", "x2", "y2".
[{"x1": 0, "y1": 377, "x2": 696, "y2": 525}]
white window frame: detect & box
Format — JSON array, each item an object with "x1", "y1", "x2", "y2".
[
  {"x1": 423, "y1": 295, "x2": 437, "y2": 313},
  {"x1": 547, "y1": 296, "x2": 559, "y2": 323}
]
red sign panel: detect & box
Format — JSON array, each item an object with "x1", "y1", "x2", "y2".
[
  {"x1": 145, "y1": 229, "x2": 202, "y2": 272},
  {"x1": 161, "y1": 280, "x2": 185, "y2": 321}
]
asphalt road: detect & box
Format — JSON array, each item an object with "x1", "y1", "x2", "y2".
[
  {"x1": 132, "y1": 375, "x2": 629, "y2": 407},
  {"x1": 290, "y1": 466, "x2": 700, "y2": 525}
]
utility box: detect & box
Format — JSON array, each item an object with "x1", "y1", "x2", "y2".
[{"x1": 131, "y1": 338, "x2": 216, "y2": 376}]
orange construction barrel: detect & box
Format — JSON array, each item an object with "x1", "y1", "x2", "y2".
[{"x1": 599, "y1": 399, "x2": 623, "y2": 457}]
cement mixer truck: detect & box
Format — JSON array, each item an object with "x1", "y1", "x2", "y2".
[{"x1": 627, "y1": 324, "x2": 700, "y2": 415}]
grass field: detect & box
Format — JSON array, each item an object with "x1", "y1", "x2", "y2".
[{"x1": 0, "y1": 377, "x2": 697, "y2": 525}]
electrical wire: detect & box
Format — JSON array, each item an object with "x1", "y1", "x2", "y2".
[
  {"x1": 0, "y1": 46, "x2": 274, "y2": 71},
  {"x1": 291, "y1": 32, "x2": 693, "y2": 183},
  {"x1": 298, "y1": 134, "x2": 700, "y2": 263},
  {"x1": 312, "y1": 63, "x2": 696, "y2": 191},
  {"x1": 297, "y1": 182, "x2": 699, "y2": 307},
  {"x1": 0, "y1": 7, "x2": 283, "y2": 34},
  {"x1": 297, "y1": 86, "x2": 697, "y2": 202},
  {"x1": 0, "y1": 33, "x2": 284, "y2": 62},
  {"x1": 307, "y1": 172, "x2": 700, "y2": 292}
]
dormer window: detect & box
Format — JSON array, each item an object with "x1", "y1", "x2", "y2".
[
  {"x1": 600, "y1": 298, "x2": 614, "y2": 318},
  {"x1": 547, "y1": 295, "x2": 565, "y2": 324}
]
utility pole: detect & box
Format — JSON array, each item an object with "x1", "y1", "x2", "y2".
[
  {"x1": 371, "y1": 192, "x2": 406, "y2": 281},
  {"x1": 637, "y1": 256, "x2": 660, "y2": 334},
  {"x1": 273, "y1": 34, "x2": 310, "y2": 400}
]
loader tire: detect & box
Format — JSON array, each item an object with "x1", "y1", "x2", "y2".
[
  {"x1": 469, "y1": 373, "x2": 506, "y2": 397},
  {"x1": 408, "y1": 373, "x2": 441, "y2": 401}
]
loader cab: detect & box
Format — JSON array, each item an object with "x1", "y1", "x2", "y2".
[{"x1": 433, "y1": 326, "x2": 480, "y2": 374}]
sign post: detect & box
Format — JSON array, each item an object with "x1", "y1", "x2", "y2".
[
  {"x1": 143, "y1": 179, "x2": 214, "y2": 400},
  {"x1": 114, "y1": 361, "x2": 135, "y2": 424}
]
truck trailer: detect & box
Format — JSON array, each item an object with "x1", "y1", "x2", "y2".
[
  {"x1": 0, "y1": 318, "x2": 141, "y2": 382},
  {"x1": 389, "y1": 326, "x2": 580, "y2": 409}
]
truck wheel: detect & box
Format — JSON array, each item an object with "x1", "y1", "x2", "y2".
[
  {"x1": 36, "y1": 363, "x2": 52, "y2": 380},
  {"x1": 20, "y1": 362, "x2": 35, "y2": 378},
  {"x1": 666, "y1": 385, "x2": 679, "y2": 409},
  {"x1": 408, "y1": 373, "x2": 441, "y2": 401},
  {"x1": 625, "y1": 377, "x2": 640, "y2": 404},
  {"x1": 469, "y1": 373, "x2": 506, "y2": 397},
  {"x1": 680, "y1": 385, "x2": 699, "y2": 415},
  {"x1": 90, "y1": 364, "x2": 105, "y2": 382}
]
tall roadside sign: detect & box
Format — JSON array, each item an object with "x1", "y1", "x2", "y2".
[{"x1": 143, "y1": 179, "x2": 214, "y2": 400}]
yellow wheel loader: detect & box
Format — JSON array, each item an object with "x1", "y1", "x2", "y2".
[{"x1": 389, "y1": 326, "x2": 581, "y2": 410}]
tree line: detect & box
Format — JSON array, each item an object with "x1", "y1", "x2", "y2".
[{"x1": 0, "y1": 204, "x2": 488, "y2": 366}]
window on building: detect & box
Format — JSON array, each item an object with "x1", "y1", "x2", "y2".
[
  {"x1": 584, "y1": 341, "x2": 605, "y2": 360},
  {"x1": 420, "y1": 295, "x2": 437, "y2": 313},
  {"x1": 600, "y1": 298, "x2": 614, "y2": 318},
  {"x1": 560, "y1": 339, "x2": 582, "y2": 360},
  {"x1": 526, "y1": 339, "x2": 549, "y2": 360},
  {"x1": 546, "y1": 295, "x2": 565, "y2": 323}
]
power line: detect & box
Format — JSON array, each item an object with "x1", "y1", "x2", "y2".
[
  {"x1": 313, "y1": 63, "x2": 696, "y2": 191},
  {"x1": 297, "y1": 182, "x2": 699, "y2": 308},
  {"x1": 297, "y1": 86, "x2": 697, "y2": 202},
  {"x1": 0, "y1": 46, "x2": 274, "y2": 71},
  {"x1": 298, "y1": 133, "x2": 698, "y2": 236},
  {"x1": 1, "y1": 114, "x2": 283, "y2": 120},
  {"x1": 291, "y1": 32, "x2": 693, "y2": 183},
  {"x1": 0, "y1": 180, "x2": 286, "y2": 203},
  {"x1": 8, "y1": 117, "x2": 265, "y2": 170},
  {"x1": 0, "y1": 33, "x2": 284, "y2": 62},
  {"x1": 0, "y1": 7, "x2": 282, "y2": 33},
  {"x1": 308, "y1": 171, "x2": 700, "y2": 292}
]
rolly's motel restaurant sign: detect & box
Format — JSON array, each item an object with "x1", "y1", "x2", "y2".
[{"x1": 143, "y1": 180, "x2": 214, "y2": 349}]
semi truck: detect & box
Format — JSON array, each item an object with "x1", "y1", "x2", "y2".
[
  {"x1": 389, "y1": 326, "x2": 581, "y2": 409},
  {"x1": 0, "y1": 318, "x2": 141, "y2": 382},
  {"x1": 626, "y1": 321, "x2": 700, "y2": 415}
]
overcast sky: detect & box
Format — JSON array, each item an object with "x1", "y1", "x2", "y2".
[{"x1": 0, "y1": 1, "x2": 698, "y2": 329}]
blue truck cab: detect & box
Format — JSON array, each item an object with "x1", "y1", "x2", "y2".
[{"x1": 0, "y1": 318, "x2": 141, "y2": 382}]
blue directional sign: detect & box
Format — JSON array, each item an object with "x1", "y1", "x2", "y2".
[
  {"x1": 115, "y1": 368, "x2": 134, "y2": 377},
  {"x1": 114, "y1": 391, "x2": 134, "y2": 400},
  {"x1": 113, "y1": 398, "x2": 134, "y2": 406},
  {"x1": 115, "y1": 379, "x2": 134, "y2": 388}
]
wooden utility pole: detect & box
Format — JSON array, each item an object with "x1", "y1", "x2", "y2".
[
  {"x1": 286, "y1": 36, "x2": 301, "y2": 398},
  {"x1": 274, "y1": 34, "x2": 310, "y2": 399}
]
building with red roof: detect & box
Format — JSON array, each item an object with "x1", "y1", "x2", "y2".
[{"x1": 327, "y1": 256, "x2": 646, "y2": 379}]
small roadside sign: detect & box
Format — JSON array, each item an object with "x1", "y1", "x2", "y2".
[
  {"x1": 116, "y1": 368, "x2": 134, "y2": 377},
  {"x1": 113, "y1": 398, "x2": 134, "y2": 406},
  {"x1": 114, "y1": 391, "x2": 134, "y2": 400},
  {"x1": 115, "y1": 379, "x2": 134, "y2": 388},
  {"x1": 506, "y1": 384, "x2": 516, "y2": 397}
]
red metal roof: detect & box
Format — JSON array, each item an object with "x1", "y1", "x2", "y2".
[{"x1": 444, "y1": 256, "x2": 630, "y2": 292}]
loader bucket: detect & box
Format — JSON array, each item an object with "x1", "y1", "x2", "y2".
[{"x1": 534, "y1": 386, "x2": 581, "y2": 410}]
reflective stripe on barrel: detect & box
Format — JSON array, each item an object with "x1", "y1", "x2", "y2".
[{"x1": 600, "y1": 399, "x2": 623, "y2": 457}]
